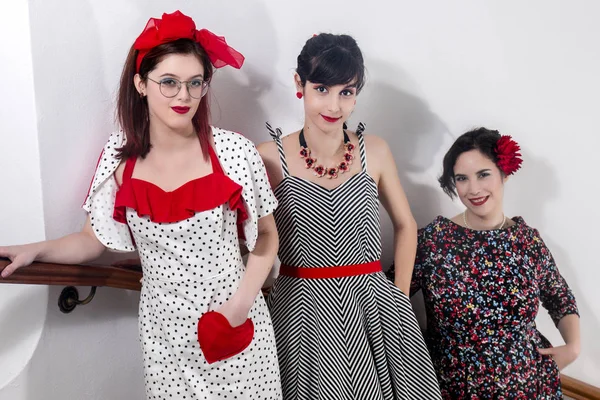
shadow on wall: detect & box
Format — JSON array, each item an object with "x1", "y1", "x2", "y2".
[
  {"x1": 348, "y1": 59, "x2": 452, "y2": 329},
  {"x1": 511, "y1": 153, "x2": 600, "y2": 383},
  {"x1": 208, "y1": 3, "x2": 279, "y2": 143},
  {"x1": 506, "y1": 151, "x2": 560, "y2": 229},
  {"x1": 350, "y1": 59, "x2": 451, "y2": 266}
]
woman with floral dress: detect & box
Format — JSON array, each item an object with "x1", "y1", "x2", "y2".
[{"x1": 389, "y1": 127, "x2": 580, "y2": 399}]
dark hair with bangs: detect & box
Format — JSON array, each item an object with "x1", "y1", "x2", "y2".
[
  {"x1": 116, "y1": 38, "x2": 213, "y2": 160},
  {"x1": 438, "y1": 127, "x2": 502, "y2": 199},
  {"x1": 296, "y1": 33, "x2": 365, "y2": 93}
]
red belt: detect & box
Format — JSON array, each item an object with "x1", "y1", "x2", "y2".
[{"x1": 279, "y1": 260, "x2": 382, "y2": 279}]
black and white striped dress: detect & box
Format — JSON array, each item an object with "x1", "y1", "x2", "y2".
[{"x1": 266, "y1": 124, "x2": 442, "y2": 400}]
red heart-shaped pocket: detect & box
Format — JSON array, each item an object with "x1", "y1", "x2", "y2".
[{"x1": 197, "y1": 311, "x2": 254, "y2": 364}]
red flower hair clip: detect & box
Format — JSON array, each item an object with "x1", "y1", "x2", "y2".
[
  {"x1": 134, "y1": 10, "x2": 245, "y2": 72},
  {"x1": 495, "y1": 135, "x2": 523, "y2": 175}
]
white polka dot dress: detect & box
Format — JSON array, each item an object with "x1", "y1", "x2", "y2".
[{"x1": 83, "y1": 128, "x2": 282, "y2": 399}]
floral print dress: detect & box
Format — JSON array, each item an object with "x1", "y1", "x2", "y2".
[{"x1": 399, "y1": 216, "x2": 578, "y2": 399}]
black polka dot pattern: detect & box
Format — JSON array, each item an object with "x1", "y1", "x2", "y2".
[
  {"x1": 211, "y1": 128, "x2": 278, "y2": 252},
  {"x1": 83, "y1": 131, "x2": 136, "y2": 252},
  {"x1": 83, "y1": 129, "x2": 282, "y2": 398}
]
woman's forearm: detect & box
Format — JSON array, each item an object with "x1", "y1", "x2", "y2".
[
  {"x1": 558, "y1": 314, "x2": 581, "y2": 353},
  {"x1": 393, "y1": 221, "x2": 417, "y2": 295},
  {"x1": 232, "y1": 224, "x2": 278, "y2": 309}
]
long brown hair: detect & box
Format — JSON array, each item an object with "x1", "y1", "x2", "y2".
[{"x1": 116, "y1": 38, "x2": 213, "y2": 160}]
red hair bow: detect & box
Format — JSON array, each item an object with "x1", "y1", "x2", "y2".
[
  {"x1": 133, "y1": 10, "x2": 245, "y2": 72},
  {"x1": 495, "y1": 135, "x2": 523, "y2": 175}
]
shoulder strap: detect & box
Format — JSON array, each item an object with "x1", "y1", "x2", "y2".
[
  {"x1": 208, "y1": 145, "x2": 225, "y2": 175},
  {"x1": 355, "y1": 122, "x2": 367, "y2": 172},
  {"x1": 266, "y1": 122, "x2": 289, "y2": 177},
  {"x1": 122, "y1": 157, "x2": 136, "y2": 184}
]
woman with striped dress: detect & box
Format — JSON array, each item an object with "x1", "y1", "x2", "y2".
[{"x1": 258, "y1": 33, "x2": 441, "y2": 400}]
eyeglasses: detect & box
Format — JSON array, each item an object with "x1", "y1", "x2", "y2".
[{"x1": 146, "y1": 77, "x2": 209, "y2": 99}]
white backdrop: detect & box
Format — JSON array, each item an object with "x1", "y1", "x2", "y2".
[{"x1": 1, "y1": 0, "x2": 598, "y2": 398}]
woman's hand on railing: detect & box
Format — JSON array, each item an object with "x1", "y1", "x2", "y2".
[
  {"x1": 0, "y1": 243, "x2": 41, "y2": 278},
  {"x1": 1, "y1": 216, "x2": 108, "y2": 279}
]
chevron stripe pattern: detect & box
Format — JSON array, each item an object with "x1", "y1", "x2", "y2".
[{"x1": 265, "y1": 124, "x2": 442, "y2": 399}]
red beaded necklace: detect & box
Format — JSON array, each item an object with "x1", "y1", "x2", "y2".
[{"x1": 299, "y1": 129, "x2": 355, "y2": 179}]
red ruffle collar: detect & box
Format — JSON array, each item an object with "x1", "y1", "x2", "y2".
[{"x1": 113, "y1": 146, "x2": 248, "y2": 225}]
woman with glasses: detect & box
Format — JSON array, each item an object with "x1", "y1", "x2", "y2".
[{"x1": 0, "y1": 10, "x2": 282, "y2": 400}]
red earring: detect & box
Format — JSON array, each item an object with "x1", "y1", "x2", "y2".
[{"x1": 296, "y1": 92, "x2": 303, "y2": 99}]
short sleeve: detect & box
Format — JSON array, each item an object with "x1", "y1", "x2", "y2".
[
  {"x1": 247, "y1": 145, "x2": 278, "y2": 219},
  {"x1": 533, "y1": 230, "x2": 579, "y2": 326},
  {"x1": 211, "y1": 127, "x2": 278, "y2": 251},
  {"x1": 82, "y1": 131, "x2": 136, "y2": 252}
]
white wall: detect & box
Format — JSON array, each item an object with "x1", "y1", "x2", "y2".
[
  {"x1": 0, "y1": 0, "x2": 48, "y2": 393},
  {"x1": 1, "y1": 0, "x2": 598, "y2": 397},
  {"x1": 1, "y1": 0, "x2": 143, "y2": 399}
]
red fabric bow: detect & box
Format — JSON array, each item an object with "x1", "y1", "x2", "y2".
[
  {"x1": 495, "y1": 135, "x2": 523, "y2": 175},
  {"x1": 134, "y1": 10, "x2": 245, "y2": 72}
]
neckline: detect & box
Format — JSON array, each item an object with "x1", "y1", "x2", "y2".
[
  {"x1": 274, "y1": 171, "x2": 376, "y2": 194},
  {"x1": 123, "y1": 144, "x2": 223, "y2": 194},
  {"x1": 437, "y1": 215, "x2": 523, "y2": 233},
  {"x1": 299, "y1": 128, "x2": 350, "y2": 148},
  {"x1": 130, "y1": 173, "x2": 218, "y2": 194}
]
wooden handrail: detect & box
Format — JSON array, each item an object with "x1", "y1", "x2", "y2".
[
  {"x1": 562, "y1": 375, "x2": 600, "y2": 400},
  {"x1": 0, "y1": 258, "x2": 141, "y2": 290},
  {"x1": 0, "y1": 257, "x2": 142, "y2": 313}
]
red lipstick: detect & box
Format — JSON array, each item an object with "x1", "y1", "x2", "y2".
[
  {"x1": 172, "y1": 106, "x2": 190, "y2": 114},
  {"x1": 469, "y1": 196, "x2": 489, "y2": 206},
  {"x1": 321, "y1": 115, "x2": 341, "y2": 123}
]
